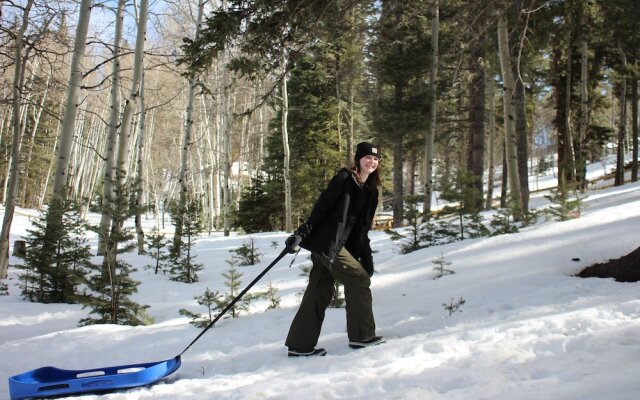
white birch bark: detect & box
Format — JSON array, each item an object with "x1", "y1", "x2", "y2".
[
  {"x1": 564, "y1": 9, "x2": 576, "y2": 184},
  {"x1": 39, "y1": 121, "x2": 60, "y2": 208},
  {"x1": 423, "y1": 0, "x2": 439, "y2": 219},
  {"x1": 135, "y1": 72, "x2": 147, "y2": 254},
  {"x1": 174, "y1": 0, "x2": 205, "y2": 247},
  {"x1": 51, "y1": 0, "x2": 92, "y2": 200},
  {"x1": 97, "y1": 0, "x2": 126, "y2": 255},
  {"x1": 19, "y1": 63, "x2": 49, "y2": 205},
  {"x1": 497, "y1": 11, "x2": 524, "y2": 217},
  {"x1": 578, "y1": 16, "x2": 589, "y2": 190},
  {"x1": 0, "y1": 0, "x2": 35, "y2": 279},
  {"x1": 200, "y1": 95, "x2": 217, "y2": 232},
  {"x1": 485, "y1": 66, "x2": 497, "y2": 210},
  {"x1": 221, "y1": 61, "x2": 232, "y2": 236},
  {"x1": 615, "y1": 46, "x2": 627, "y2": 187},
  {"x1": 105, "y1": 0, "x2": 148, "y2": 267},
  {"x1": 282, "y1": 58, "x2": 292, "y2": 232}
]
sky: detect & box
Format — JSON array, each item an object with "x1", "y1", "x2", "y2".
[{"x1": 1, "y1": 157, "x2": 640, "y2": 399}]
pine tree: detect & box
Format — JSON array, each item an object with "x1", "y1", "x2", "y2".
[
  {"x1": 145, "y1": 227, "x2": 169, "y2": 274},
  {"x1": 230, "y1": 238, "x2": 262, "y2": 266},
  {"x1": 489, "y1": 208, "x2": 520, "y2": 236},
  {"x1": 370, "y1": 0, "x2": 431, "y2": 227},
  {"x1": 544, "y1": 187, "x2": 582, "y2": 221},
  {"x1": 168, "y1": 196, "x2": 204, "y2": 283},
  {"x1": 214, "y1": 257, "x2": 254, "y2": 319},
  {"x1": 236, "y1": 175, "x2": 275, "y2": 233},
  {"x1": 385, "y1": 195, "x2": 426, "y2": 254},
  {"x1": 263, "y1": 282, "x2": 281, "y2": 310},
  {"x1": 432, "y1": 254, "x2": 454, "y2": 280},
  {"x1": 440, "y1": 170, "x2": 487, "y2": 241},
  {"x1": 261, "y1": 46, "x2": 344, "y2": 226},
  {"x1": 80, "y1": 177, "x2": 151, "y2": 326},
  {"x1": 19, "y1": 198, "x2": 91, "y2": 303},
  {"x1": 179, "y1": 287, "x2": 222, "y2": 328}
]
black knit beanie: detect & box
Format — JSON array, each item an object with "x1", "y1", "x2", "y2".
[{"x1": 354, "y1": 142, "x2": 381, "y2": 163}]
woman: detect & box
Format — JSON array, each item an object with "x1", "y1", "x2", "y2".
[{"x1": 284, "y1": 142, "x2": 385, "y2": 357}]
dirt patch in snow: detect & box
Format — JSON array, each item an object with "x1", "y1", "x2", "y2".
[{"x1": 576, "y1": 246, "x2": 640, "y2": 282}]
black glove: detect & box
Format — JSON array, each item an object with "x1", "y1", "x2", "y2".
[
  {"x1": 285, "y1": 233, "x2": 302, "y2": 254},
  {"x1": 285, "y1": 224, "x2": 310, "y2": 254},
  {"x1": 360, "y1": 254, "x2": 374, "y2": 277}
]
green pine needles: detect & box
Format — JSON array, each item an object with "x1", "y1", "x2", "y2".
[
  {"x1": 179, "y1": 287, "x2": 222, "y2": 329},
  {"x1": 144, "y1": 226, "x2": 169, "y2": 274},
  {"x1": 179, "y1": 256, "x2": 281, "y2": 327},
  {"x1": 544, "y1": 187, "x2": 582, "y2": 221},
  {"x1": 168, "y1": 196, "x2": 204, "y2": 283},
  {"x1": 19, "y1": 198, "x2": 92, "y2": 304},
  {"x1": 80, "y1": 176, "x2": 151, "y2": 326},
  {"x1": 229, "y1": 237, "x2": 262, "y2": 266}
]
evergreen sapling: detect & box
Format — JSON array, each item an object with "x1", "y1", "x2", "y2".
[
  {"x1": 179, "y1": 287, "x2": 222, "y2": 328},
  {"x1": 19, "y1": 198, "x2": 92, "y2": 303},
  {"x1": 214, "y1": 257, "x2": 254, "y2": 319},
  {"x1": 432, "y1": 254, "x2": 454, "y2": 279},
  {"x1": 145, "y1": 226, "x2": 169, "y2": 274},
  {"x1": 80, "y1": 176, "x2": 151, "y2": 326},
  {"x1": 168, "y1": 196, "x2": 204, "y2": 283},
  {"x1": 230, "y1": 237, "x2": 262, "y2": 266}
]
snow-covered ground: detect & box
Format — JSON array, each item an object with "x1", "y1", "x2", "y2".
[{"x1": 2, "y1": 158, "x2": 640, "y2": 399}]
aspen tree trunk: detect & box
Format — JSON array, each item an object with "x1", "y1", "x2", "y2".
[
  {"x1": 423, "y1": 0, "x2": 438, "y2": 219},
  {"x1": 19, "y1": 64, "x2": 49, "y2": 206},
  {"x1": 578, "y1": 24, "x2": 589, "y2": 189},
  {"x1": 0, "y1": 108, "x2": 8, "y2": 148},
  {"x1": 39, "y1": 122, "x2": 60, "y2": 208},
  {"x1": 632, "y1": 78, "x2": 638, "y2": 183},
  {"x1": 96, "y1": 1, "x2": 126, "y2": 254},
  {"x1": 256, "y1": 83, "x2": 266, "y2": 174},
  {"x1": 221, "y1": 57, "x2": 232, "y2": 236},
  {"x1": 135, "y1": 73, "x2": 147, "y2": 254},
  {"x1": 51, "y1": 0, "x2": 91, "y2": 200},
  {"x1": 200, "y1": 96, "x2": 216, "y2": 232},
  {"x1": 70, "y1": 114, "x2": 88, "y2": 199},
  {"x1": 0, "y1": 0, "x2": 35, "y2": 279},
  {"x1": 83, "y1": 121, "x2": 105, "y2": 217},
  {"x1": 497, "y1": 11, "x2": 524, "y2": 217},
  {"x1": 282, "y1": 58, "x2": 292, "y2": 232},
  {"x1": 615, "y1": 47, "x2": 627, "y2": 187},
  {"x1": 106, "y1": 0, "x2": 148, "y2": 268},
  {"x1": 564, "y1": 9, "x2": 576, "y2": 186},
  {"x1": 113, "y1": 0, "x2": 147, "y2": 182},
  {"x1": 174, "y1": 0, "x2": 205, "y2": 247},
  {"x1": 392, "y1": 108, "x2": 404, "y2": 227},
  {"x1": 485, "y1": 64, "x2": 497, "y2": 210},
  {"x1": 13, "y1": 59, "x2": 42, "y2": 206}
]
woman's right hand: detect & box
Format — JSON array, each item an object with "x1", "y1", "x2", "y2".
[{"x1": 285, "y1": 233, "x2": 302, "y2": 254}]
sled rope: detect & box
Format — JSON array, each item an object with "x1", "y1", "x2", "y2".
[{"x1": 178, "y1": 248, "x2": 289, "y2": 357}]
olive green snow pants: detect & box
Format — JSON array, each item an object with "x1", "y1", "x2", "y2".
[{"x1": 285, "y1": 247, "x2": 376, "y2": 350}]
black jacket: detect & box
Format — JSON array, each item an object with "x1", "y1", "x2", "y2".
[{"x1": 298, "y1": 168, "x2": 378, "y2": 275}]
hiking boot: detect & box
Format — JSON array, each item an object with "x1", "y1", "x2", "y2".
[
  {"x1": 348, "y1": 336, "x2": 385, "y2": 349},
  {"x1": 287, "y1": 347, "x2": 328, "y2": 357}
]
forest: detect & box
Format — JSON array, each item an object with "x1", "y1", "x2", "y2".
[{"x1": 1, "y1": 0, "x2": 639, "y2": 301}]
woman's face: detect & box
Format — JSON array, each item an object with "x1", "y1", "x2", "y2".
[{"x1": 359, "y1": 155, "x2": 379, "y2": 174}]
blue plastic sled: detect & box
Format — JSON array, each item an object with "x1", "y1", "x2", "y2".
[{"x1": 8, "y1": 356, "x2": 181, "y2": 399}]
